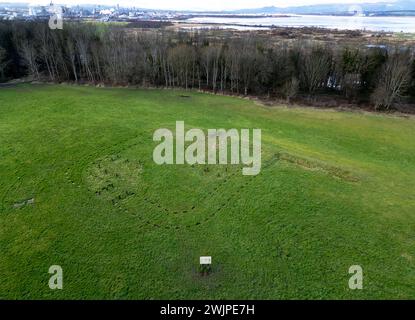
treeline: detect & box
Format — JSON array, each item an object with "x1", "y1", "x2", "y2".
[{"x1": 0, "y1": 21, "x2": 414, "y2": 110}]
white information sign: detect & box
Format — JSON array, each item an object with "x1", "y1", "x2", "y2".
[{"x1": 200, "y1": 256, "x2": 212, "y2": 265}]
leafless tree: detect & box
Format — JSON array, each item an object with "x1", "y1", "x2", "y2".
[
  {"x1": 17, "y1": 40, "x2": 39, "y2": 79},
  {"x1": 34, "y1": 24, "x2": 58, "y2": 81},
  {"x1": 0, "y1": 46, "x2": 9, "y2": 79},
  {"x1": 167, "y1": 44, "x2": 196, "y2": 89},
  {"x1": 227, "y1": 43, "x2": 241, "y2": 93},
  {"x1": 371, "y1": 52, "x2": 413, "y2": 110},
  {"x1": 239, "y1": 39, "x2": 259, "y2": 96},
  {"x1": 282, "y1": 76, "x2": 299, "y2": 103},
  {"x1": 74, "y1": 26, "x2": 95, "y2": 82},
  {"x1": 201, "y1": 45, "x2": 221, "y2": 90},
  {"x1": 300, "y1": 45, "x2": 332, "y2": 95}
]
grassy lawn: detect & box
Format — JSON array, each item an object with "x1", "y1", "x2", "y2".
[{"x1": 0, "y1": 84, "x2": 414, "y2": 299}]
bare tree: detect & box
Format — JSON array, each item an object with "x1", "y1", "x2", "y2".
[
  {"x1": 300, "y1": 45, "x2": 332, "y2": 95},
  {"x1": 101, "y1": 30, "x2": 138, "y2": 84},
  {"x1": 0, "y1": 46, "x2": 9, "y2": 79},
  {"x1": 228, "y1": 43, "x2": 241, "y2": 93},
  {"x1": 239, "y1": 39, "x2": 259, "y2": 96},
  {"x1": 66, "y1": 35, "x2": 78, "y2": 82},
  {"x1": 201, "y1": 45, "x2": 221, "y2": 90},
  {"x1": 371, "y1": 52, "x2": 413, "y2": 110},
  {"x1": 74, "y1": 25, "x2": 95, "y2": 82},
  {"x1": 168, "y1": 44, "x2": 196, "y2": 89},
  {"x1": 17, "y1": 40, "x2": 39, "y2": 79},
  {"x1": 210, "y1": 45, "x2": 222, "y2": 92},
  {"x1": 282, "y1": 76, "x2": 299, "y2": 103},
  {"x1": 34, "y1": 24, "x2": 57, "y2": 81}
]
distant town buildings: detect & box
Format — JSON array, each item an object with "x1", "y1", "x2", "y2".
[{"x1": 0, "y1": 2, "x2": 178, "y2": 22}]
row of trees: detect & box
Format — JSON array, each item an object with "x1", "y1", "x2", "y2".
[{"x1": 1, "y1": 21, "x2": 414, "y2": 110}]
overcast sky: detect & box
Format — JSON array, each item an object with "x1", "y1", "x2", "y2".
[{"x1": 18, "y1": 0, "x2": 393, "y2": 11}]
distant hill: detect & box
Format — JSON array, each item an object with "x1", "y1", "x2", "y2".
[
  {"x1": 1, "y1": 1, "x2": 414, "y2": 15},
  {"x1": 0, "y1": 2, "x2": 28, "y2": 8},
  {"x1": 230, "y1": 1, "x2": 415, "y2": 15}
]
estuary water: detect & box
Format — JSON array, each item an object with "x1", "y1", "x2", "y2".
[{"x1": 186, "y1": 15, "x2": 415, "y2": 33}]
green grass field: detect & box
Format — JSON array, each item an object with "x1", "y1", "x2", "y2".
[{"x1": 0, "y1": 84, "x2": 414, "y2": 299}]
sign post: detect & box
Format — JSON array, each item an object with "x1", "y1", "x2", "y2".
[{"x1": 199, "y1": 256, "x2": 212, "y2": 276}]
